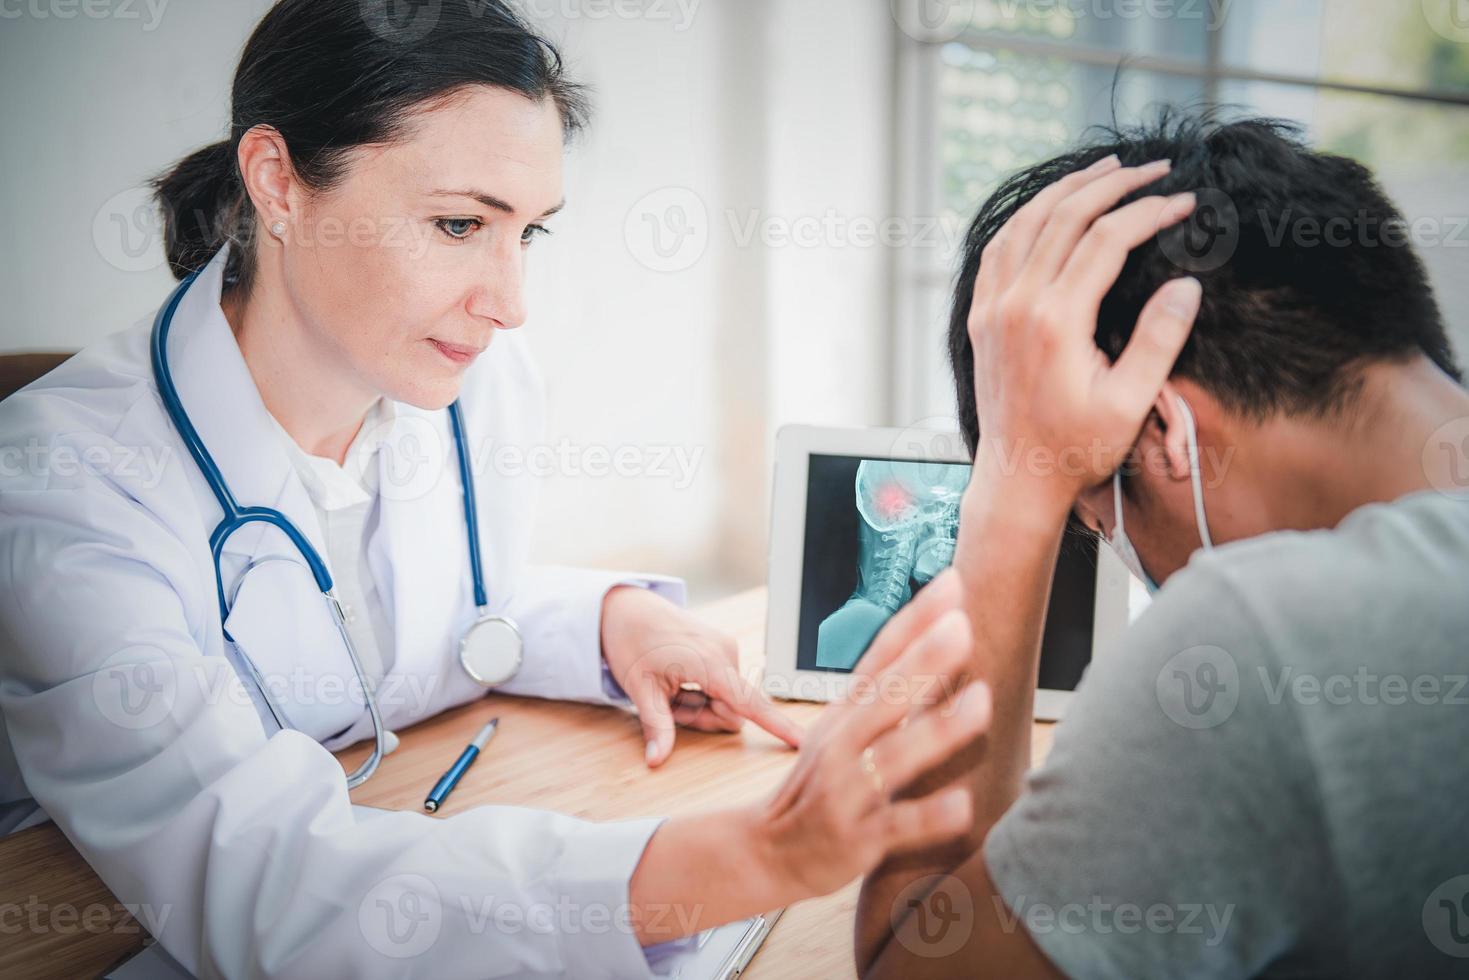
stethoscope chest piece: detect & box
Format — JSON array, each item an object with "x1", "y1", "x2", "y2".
[{"x1": 460, "y1": 614, "x2": 524, "y2": 688}]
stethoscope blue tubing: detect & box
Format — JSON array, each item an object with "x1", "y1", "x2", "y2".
[
  {"x1": 148, "y1": 268, "x2": 489, "y2": 626},
  {"x1": 447, "y1": 398, "x2": 487, "y2": 609}
]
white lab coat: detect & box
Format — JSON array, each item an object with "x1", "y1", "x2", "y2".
[{"x1": 0, "y1": 245, "x2": 690, "y2": 979}]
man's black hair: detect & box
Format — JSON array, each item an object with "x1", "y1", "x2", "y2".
[{"x1": 947, "y1": 109, "x2": 1463, "y2": 454}]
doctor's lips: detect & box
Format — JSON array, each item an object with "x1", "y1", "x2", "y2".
[{"x1": 428, "y1": 338, "x2": 487, "y2": 365}]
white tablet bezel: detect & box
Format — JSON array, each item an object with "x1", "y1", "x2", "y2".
[{"x1": 762, "y1": 424, "x2": 1130, "y2": 719}]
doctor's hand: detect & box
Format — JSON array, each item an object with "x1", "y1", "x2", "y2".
[
  {"x1": 756, "y1": 569, "x2": 989, "y2": 898},
  {"x1": 600, "y1": 586, "x2": 804, "y2": 767},
  {"x1": 626, "y1": 571, "x2": 987, "y2": 948},
  {"x1": 965, "y1": 155, "x2": 1201, "y2": 506}
]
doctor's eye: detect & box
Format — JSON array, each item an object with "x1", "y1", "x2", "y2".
[
  {"x1": 435, "y1": 217, "x2": 483, "y2": 241},
  {"x1": 521, "y1": 224, "x2": 552, "y2": 246}
]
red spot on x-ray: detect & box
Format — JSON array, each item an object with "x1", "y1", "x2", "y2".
[{"x1": 874, "y1": 481, "x2": 913, "y2": 520}]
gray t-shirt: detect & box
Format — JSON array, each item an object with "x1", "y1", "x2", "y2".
[{"x1": 986, "y1": 490, "x2": 1469, "y2": 979}]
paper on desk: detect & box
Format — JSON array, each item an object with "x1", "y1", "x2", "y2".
[
  {"x1": 104, "y1": 805, "x2": 394, "y2": 980},
  {"x1": 105, "y1": 941, "x2": 193, "y2": 980}
]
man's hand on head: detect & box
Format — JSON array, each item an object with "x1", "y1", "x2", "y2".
[{"x1": 964, "y1": 155, "x2": 1203, "y2": 515}]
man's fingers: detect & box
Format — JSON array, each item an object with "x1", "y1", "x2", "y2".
[
  {"x1": 1058, "y1": 192, "x2": 1197, "y2": 316},
  {"x1": 851, "y1": 568, "x2": 963, "y2": 681},
  {"x1": 630, "y1": 680, "x2": 678, "y2": 767},
  {"x1": 1020, "y1": 160, "x2": 1173, "y2": 286},
  {"x1": 866, "y1": 680, "x2": 992, "y2": 794},
  {"x1": 1104, "y1": 276, "x2": 1202, "y2": 422},
  {"x1": 975, "y1": 153, "x2": 1122, "y2": 300}
]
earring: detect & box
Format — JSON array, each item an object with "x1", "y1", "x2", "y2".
[{"x1": 270, "y1": 220, "x2": 287, "y2": 239}]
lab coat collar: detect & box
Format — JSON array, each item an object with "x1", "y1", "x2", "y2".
[
  {"x1": 161, "y1": 244, "x2": 328, "y2": 568},
  {"x1": 270, "y1": 398, "x2": 395, "y2": 514}
]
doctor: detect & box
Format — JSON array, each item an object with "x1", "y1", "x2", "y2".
[{"x1": 0, "y1": 1, "x2": 989, "y2": 977}]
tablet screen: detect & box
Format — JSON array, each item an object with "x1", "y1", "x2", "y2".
[{"x1": 795, "y1": 453, "x2": 1097, "y2": 693}]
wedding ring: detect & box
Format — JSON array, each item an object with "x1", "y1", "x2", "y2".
[{"x1": 859, "y1": 746, "x2": 886, "y2": 796}]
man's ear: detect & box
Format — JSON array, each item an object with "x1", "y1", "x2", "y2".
[{"x1": 1153, "y1": 381, "x2": 1192, "y2": 482}]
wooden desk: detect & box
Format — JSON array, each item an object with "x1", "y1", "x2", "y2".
[{"x1": 0, "y1": 588, "x2": 1055, "y2": 979}]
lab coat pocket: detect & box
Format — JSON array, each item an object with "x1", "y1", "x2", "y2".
[{"x1": 221, "y1": 558, "x2": 367, "y2": 745}]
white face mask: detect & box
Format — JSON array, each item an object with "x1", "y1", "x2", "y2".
[{"x1": 1107, "y1": 396, "x2": 1215, "y2": 594}]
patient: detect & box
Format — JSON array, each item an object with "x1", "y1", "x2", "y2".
[{"x1": 855, "y1": 112, "x2": 1469, "y2": 978}]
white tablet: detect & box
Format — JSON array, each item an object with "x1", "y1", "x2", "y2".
[{"x1": 762, "y1": 425, "x2": 1130, "y2": 720}]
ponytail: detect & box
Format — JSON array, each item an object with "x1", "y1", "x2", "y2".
[{"x1": 150, "y1": 140, "x2": 251, "y2": 286}]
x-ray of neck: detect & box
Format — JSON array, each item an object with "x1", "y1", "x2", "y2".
[{"x1": 817, "y1": 460, "x2": 970, "y2": 670}]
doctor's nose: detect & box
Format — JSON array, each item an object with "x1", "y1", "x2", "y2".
[{"x1": 466, "y1": 252, "x2": 528, "y2": 330}]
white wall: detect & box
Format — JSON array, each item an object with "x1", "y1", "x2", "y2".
[
  {"x1": 0, "y1": 0, "x2": 274, "y2": 348},
  {"x1": 525, "y1": 0, "x2": 900, "y2": 596},
  {"x1": 0, "y1": 0, "x2": 902, "y2": 601}
]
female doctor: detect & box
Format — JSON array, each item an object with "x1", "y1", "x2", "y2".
[{"x1": 0, "y1": 1, "x2": 991, "y2": 977}]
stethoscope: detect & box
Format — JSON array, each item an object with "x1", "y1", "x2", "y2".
[{"x1": 150, "y1": 268, "x2": 525, "y2": 788}]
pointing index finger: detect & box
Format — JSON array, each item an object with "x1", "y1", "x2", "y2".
[{"x1": 710, "y1": 666, "x2": 803, "y2": 748}]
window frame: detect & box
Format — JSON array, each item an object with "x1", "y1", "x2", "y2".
[{"x1": 891, "y1": 19, "x2": 1469, "y2": 424}]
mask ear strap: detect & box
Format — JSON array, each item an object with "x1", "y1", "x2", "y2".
[
  {"x1": 1112, "y1": 467, "x2": 1128, "y2": 538},
  {"x1": 1174, "y1": 395, "x2": 1214, "y2": 549}
]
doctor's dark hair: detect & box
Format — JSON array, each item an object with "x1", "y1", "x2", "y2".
[
  {"x1": 151, "y1": 0, "x2": 588, "y2": 293},
  {"x1": 946, "y1": 110, "x2": 1462, "y2": 455}
]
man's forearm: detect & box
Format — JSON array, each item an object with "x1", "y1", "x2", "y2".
[
  {"x1": 855, "y1": 458, "x2": 1072, "y2": 971},
  {"x1": 952, "y1": 464, "x2": 1072, "y2": 821}
]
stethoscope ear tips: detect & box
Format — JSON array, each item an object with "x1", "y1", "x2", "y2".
[{"x1": 382, "y1": 730, "x2": 400, "y2": 756}]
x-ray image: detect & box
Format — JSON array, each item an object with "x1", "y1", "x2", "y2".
[
  {"x1": 815, "y1": 459, "x2": 969, "y2": 669},
  {"x1": 798, "y1": 456, "x2": 971, "y2": 672},
  {"x1": 796, "y1": 453, "x2": 1099, "y2": 686}
]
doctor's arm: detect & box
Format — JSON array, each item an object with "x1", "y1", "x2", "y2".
[
  {"x1": 0, "y1": 473, "x2": 705, "y2": 979},
  {"x1": 622, "y1": 571, "x2": 993, "y2": 946}
]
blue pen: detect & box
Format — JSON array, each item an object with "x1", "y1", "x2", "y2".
[{"x1": 424, "y1": 719, "x2": 499, "y2": 813}]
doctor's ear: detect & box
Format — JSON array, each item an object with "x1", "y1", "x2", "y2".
[
  {"x1": 1152, "y1": 382, "x2": 1193, "y2": 482},
  {"x1": 234, "y1": 124, "x2": 302, "y2": 235}
]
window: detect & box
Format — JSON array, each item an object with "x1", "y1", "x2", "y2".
[{"x1": 893, "y1": 0, "x2": 1469, "y2": 424}]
